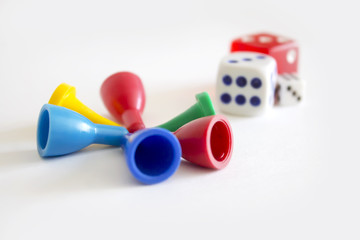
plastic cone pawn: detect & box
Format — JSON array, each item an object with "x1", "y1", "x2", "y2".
[
  {"x1": 101, "y1": 72, "x2": 146, "y2": 132},
  {"x1": 174, "y1": 115, "x2": 233, "y2": 169},
  {"x1": 157, "y1": 92, "x2": 216, "y2": 132},
  {"x1": 37, "y1": 104, "x2": 181, "y2": 184},
  {"x1": 100, "y1": 71, "x2": 233, "y2": 169},
  {"x1": 49, "y1": 83, "x2": 120, "y2": 126}
]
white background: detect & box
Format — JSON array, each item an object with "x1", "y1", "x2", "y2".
[{"x1": 0, "y1": 0, "x2": 359, "y2": 239}]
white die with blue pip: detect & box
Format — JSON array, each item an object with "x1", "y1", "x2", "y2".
[{"x1": 216, "y1": 52, "x2": 277, "y2": 116}]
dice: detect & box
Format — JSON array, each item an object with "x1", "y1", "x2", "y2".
[
  {"x1": 275, "y1": 73, "x2": 304, "y2": 106},
  {"x1": 230, "y1": 33, "x2": 299, "y2": 74},
  {"x1": 216, "y1": 52, "x2": 277, "y2": 116}
]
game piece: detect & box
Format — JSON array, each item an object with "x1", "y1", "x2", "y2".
[
  {"x1": 231, "y1": 32, "x2": 299, "y2": 74},
  {"x1": 275, "y1": 73, "x2": 304, "y2": 106},
  {"x1": 101, "y1": 71, "x2": 233, "y2": 169},
  {"x1": 101, "y1": 72, "x2": 145, "y2": 132},
  {"x1": 156, "y1": 92, "x2": 215, "y2": 132},
  {"x1": 101, "y1": 72, "x2": 216, "y2": 133},
  {"x1": 37, "y1": 104, "x2": 181, "y2": 184},
  {"x1": 216, "y1": 52, "x2": 277, "y2": 116},
  {"x1": 174, "y1": 115, "x2": 232, "y2": 169},
  {"x1": 49, "y1": 83, "x2": 120, "y2": 126}
]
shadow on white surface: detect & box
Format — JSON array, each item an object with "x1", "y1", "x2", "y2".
[
  {"x1": 0, "y1": 125, "x2": 40, "y2": 168},
  {"x1": 0, "y1": 125, "x2": 35, "y2": 143},
  {"x1": 1, "y1": 86, "x2": 306, "y2": 198},
  {"x1": 177, "y1": 160, "x2": 216, "y2": 176},
  {"x1": 0, "y1": 150, "x2": 40, "y2": 168},
  {"x1": 0, "y1": 123, "x2": 227, "y2": 196}
]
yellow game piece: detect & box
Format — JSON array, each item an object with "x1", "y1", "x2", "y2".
[{"x1": 49, "y1": 83, "x2": 120, "y2": 126}]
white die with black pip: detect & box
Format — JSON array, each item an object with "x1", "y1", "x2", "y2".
[
  {"x1": 216, "y1": 52, "x2": 277, "y2": 116},
  {"x1": 275, "y1": 73, "x2": 304, "y2": 106}
]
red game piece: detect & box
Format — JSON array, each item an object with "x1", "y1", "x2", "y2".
[
  {"x1": 174, "y1": 115, "x2": 233, "y2": 169},
  {"x1": 101, "y1": 72, "x2": 145, "y2": 133},
  {"x1": 101, "y1": 72, "x2": 233, "y2": 169}
]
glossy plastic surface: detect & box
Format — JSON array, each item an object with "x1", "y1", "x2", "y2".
[
  {"x1": 99, "y1": 71, "x2": 231, "y2": 169},
  {"x1": 49, "y1": 83, "x2": 120, "y2": 126},
  {"x1": 157, "y1": 92, "x2": 216, "y2": 132},
  {"x1": 174, "y1": 115, "x2": 233, "y2": 169},
  {"x1": 124, "y1": 128, "x2": 181, "y2": 184},
  {"x1": 37, "y1": 104, "x2": 181, "y2": 184},
  {"x1": 101, "y1": 72, "x2": 145, "y2": 132},
  {"x1": 37, "y1": 104, "x2": 127, "y2": 157}
]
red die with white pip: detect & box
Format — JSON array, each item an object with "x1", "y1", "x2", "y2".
[{"x1": 230, "y1": 33, "x2": 299, "y2": 74}]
